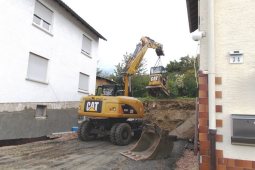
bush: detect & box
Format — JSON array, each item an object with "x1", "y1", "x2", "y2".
[
  {"x1": 131, "y1": 75, "x2": 150, "y2": 97},
  {"x1": 167, "y1": 74, "x2": 179, "y2": 97},
  {"x1": 166, "y1": 56, "x2": 198, "y2": 98}
]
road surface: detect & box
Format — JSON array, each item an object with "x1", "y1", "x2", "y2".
[{"x1": 0, "y1": 135, "x2": 187, "y2": 170}]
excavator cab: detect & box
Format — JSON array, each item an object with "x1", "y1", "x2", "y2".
[
  {"x1": 96, "y1": 84, "x2": 124, "y2": 96},
  {"x1": 149, "y1": 66, "x2": 167, "y2": 87},
  {"x1": 146, "y1": 66, "x2": 170, "y2": 97}
]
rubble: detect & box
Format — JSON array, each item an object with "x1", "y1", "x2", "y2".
[{"x1": 175, "y1": 150, "x2": 199, "y2": 170}]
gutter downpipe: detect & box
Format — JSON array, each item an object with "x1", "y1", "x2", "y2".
[{"x1": 208, "y1": 0, "x2": 217, "y2": 170}]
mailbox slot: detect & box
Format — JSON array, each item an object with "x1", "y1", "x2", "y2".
[{"x1": 231, "y1": 114, "x2": 255, "y2": 145}]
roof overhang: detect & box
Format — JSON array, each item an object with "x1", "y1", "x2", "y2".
[
  {"x1": 186, "y1": 0, "x2": 198, "y2": 33},
  {"x1": 55, "y1": 0, "x2": 107, "y2": 41},
  {"x1": 96, "y1": 76, "x2": 116, "y2": 84}
]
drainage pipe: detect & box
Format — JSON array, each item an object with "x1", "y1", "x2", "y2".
[{"x1": 208, "y1": 0, "x2": 217, "y2": 170}]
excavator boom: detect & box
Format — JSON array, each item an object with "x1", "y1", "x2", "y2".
[
  {"x1": 120, "y1": 37, "x2": 174, "y2": 160},
  {"x1": 124, "y1": 36, "x2": 164, "y2": 96}
]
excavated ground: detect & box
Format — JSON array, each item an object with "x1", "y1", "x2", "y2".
[
  {"x1": 143, "y1": 99, "x2": 196, "y2": 138},
  {"x1": 0, "y1": 98, "x2": 197, "y2": 170}
]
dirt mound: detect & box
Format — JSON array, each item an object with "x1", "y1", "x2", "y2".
[
  {"x1": 143, "y1": 99, "x2": 196, "y2": 137},
  {"x1": 144, "y1": 99, "x2": 195, "y2": 111}
]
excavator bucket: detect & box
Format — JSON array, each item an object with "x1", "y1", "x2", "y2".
[
  {"x1": 121, "y1": 124, "x2": 174, "y2": 161},
  {"x1": 156, "y1": 47, "x2": 164, "y2": 56}
]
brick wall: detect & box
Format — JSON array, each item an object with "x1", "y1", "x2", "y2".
[
  {"x1": 198, "y1": 73, "x2": 255, "y2": 170},
  {"x1": 198, "y1": 72, "x2": 210, "y2": 170}
]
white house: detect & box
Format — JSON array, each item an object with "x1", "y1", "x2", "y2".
[
  {"x1": 187, "y1": 0, "x2": 255, "y2": 169},
  {"x1": 0, "y1": 0, "x2": 106, "y2": 140}
]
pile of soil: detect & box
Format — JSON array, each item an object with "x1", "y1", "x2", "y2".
[{"x1": 143, "y1": 99, "x2": 196, "y2": 133}]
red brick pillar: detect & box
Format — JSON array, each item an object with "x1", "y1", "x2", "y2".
[{"x1": 198, "y1": 72, "x2": 210, "y2": 170}]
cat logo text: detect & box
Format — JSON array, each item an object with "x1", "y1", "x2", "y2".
[{"x1": 84, "y1": 101, "x2": 102, "y2": 113}]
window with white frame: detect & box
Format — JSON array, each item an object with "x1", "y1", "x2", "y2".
[
  {"x1": 27, "y1": 53, "x2": 49, "y2": 83},
  {"x1": 79, "y1": 73, "x2": 89, "y2": 91},
  {"x1": 81, "y1": 35, "x2": 92, "y2": 56},
  {"x1": 33, "y1": 0, "x2": 53, "y2": 32}
]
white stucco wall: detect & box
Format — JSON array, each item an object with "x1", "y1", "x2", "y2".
[
  {"x1": 199, "y1": 0, "x2": 255, "y2": 160},
  {"x1": 0, "y1": 0, "x2": 100, "y2": 103},
  {"x1": 198, "y1": 0, "x2": 208, "y2": 71}
]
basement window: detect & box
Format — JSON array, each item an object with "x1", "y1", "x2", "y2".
[{"x1": 35, "y1": 105, "x2": 47, "y2": 119}]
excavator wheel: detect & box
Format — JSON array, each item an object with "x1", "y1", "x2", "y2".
[
  {"x1": 78, "y1": 121, "x2": 96, "y2": 141},
  {"x1": 115, "y1": 123, "x2": 132, "y2": 146},
  {"x1": 110, "y1": 123, "x2": 120, "y2": 144}
]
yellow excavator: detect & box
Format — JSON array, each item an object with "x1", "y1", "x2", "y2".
[{"x1": 78, "y1": 36, "x2": 173, "y2": 160}]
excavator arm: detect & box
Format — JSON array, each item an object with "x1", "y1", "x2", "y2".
[{"x1": 123, "y1": 36, "x2": 164, "y2": 96}]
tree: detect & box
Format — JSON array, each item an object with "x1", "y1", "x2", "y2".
[
  {"x1": 166, "y1": 55, "x2": 199, "y2": 97},
  {"x1": 96, "y1": 68, "x2": 103, "y2": 77},
  {"x1": 131, "y1": 75, "x2": 150, "y2": 97},
  {"x1": 108, "y1": 52, "x2": 149, "y2": 97},
  {"x1": 167, "y1": 73, "x2": 179, "y2": 97},
  {"x1": 113, "y1": 52, "x2": 147, "y2": 85},
  {"x1": 183, "y1": 69, "x2": 197, "y2": 97},
  {"x1": 167, "y1": 55, "x2": 198, "y2": 74}
]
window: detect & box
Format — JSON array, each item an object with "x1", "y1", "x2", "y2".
[
  {"x1": 27, "y1": 53, "x2": 49, "y2": 83},
  {"x1": 35, "y1": 105, "x2": 47, "y2": 119},
  {"x1": 33, "y1": 0, "x2": 53, "y2": 32},
  {"x1": 81, "y1": 35, "x2": 92, "y2": 56},
  {"x1": 79, "y1": 73, "x2": 89, "y2": 91}
]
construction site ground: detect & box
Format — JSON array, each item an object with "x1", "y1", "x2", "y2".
[
  {"x1": 0, "y1": 98, "x2": 198, "y2": 170},
  {"x1": 0, "y1": 134, "x2": 189, "y2": 170}
]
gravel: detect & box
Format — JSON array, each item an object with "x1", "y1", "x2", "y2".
[{"x1": 175, "y1": 150, "x2": 199, "y2": 170}]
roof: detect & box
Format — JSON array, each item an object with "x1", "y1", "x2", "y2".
[
  {"x1": 55, "y1": 0, "x2": 107, "y2": 41},
  {"x1": 186, "y1": 0, "x2": 198, "y2": 33},
  {"x1": 96, "y1": 76, "x2": 116, "y2": 84}
]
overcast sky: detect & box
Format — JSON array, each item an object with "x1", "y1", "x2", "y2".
[{"x1": 62, "y1": 0, "x2": 198, "y2": 73}]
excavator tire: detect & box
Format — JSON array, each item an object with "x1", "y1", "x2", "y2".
[
  {"x1": 78, "y1": 121, "x2": 96, "y2": 141},
  {"x1": 110, "y1": 123, "x2": 120, "y2": 144},
  {"x1": 115, "y1": 123, "x2": 132, "y2": 146}
]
